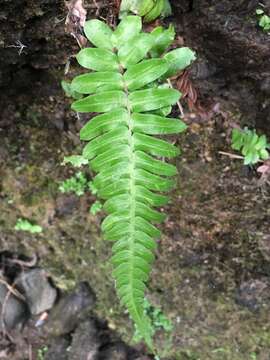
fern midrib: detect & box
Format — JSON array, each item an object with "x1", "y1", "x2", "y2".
[{"x1": 122, "y1": 66, "x2": 143, "y2": 323}]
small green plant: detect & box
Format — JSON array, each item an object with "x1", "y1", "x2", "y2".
[
  {"x1": 60, "y1": 162, "x2": 102, "y2": 213},
  {"x1": 59, "y1": 166, "x2": 102, "y2": 215},
  {"x1": 211, "y1": 347, "x2": 228, "y2": 354},
  {"x1": 256, "y1": 8, "x2": 270, "y2": 31},
  {"x1": 133, "y1": 298, "x2": 173, "y2": 343},
  {"x1": 89, "y1": 200, "x2": 103, "y2": 215},
  {"x1": 59, "y1": 171, "x2": 88, "y2": 196},
  {"x1": 37, "y1": 345, "x2": 48, "y2": 360},
  {"x1": 15, "y1": 218, "x2": 43, "y2": 234},
  {"x1": 120, "y1": 0, "x2": 172, "y2": 22},
  {"x1": 88, "y1": 180, "x2": 98, "y2": 194},
  {"x1": 62, "y1": 155, "x2": 89, "y2": 167},
  {"x1": 68, "y1": 15, "x2": 195, "y2": 350},
  {"x1": 231, "y1": 127, "x2": 269, "y2": 165}
]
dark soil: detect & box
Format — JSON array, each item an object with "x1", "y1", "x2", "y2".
[{"x1": 1, "y1": 0, "x2": 270, "y2": 359}]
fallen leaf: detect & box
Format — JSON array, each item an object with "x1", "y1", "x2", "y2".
[
  {"x1": 257, "y1": 159, "x2": 270, "y2": 185},
  {"x1": 65, "y1": 0, "x2": 87, "y2": 48},
  {"x1": 257, "y1": 164, "x2": 270, "y2": 174}
]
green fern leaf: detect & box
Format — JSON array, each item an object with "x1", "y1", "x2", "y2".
[
  {"x1": 144, "y1": 0, "x2": 165, "y2": 23},
  {"x1": 150, "y1": 25, "x2": 175, "y2": 57},
  {"x1": 112, "y1": 15, "x2": 142, "y2": 46},
  {"x1": 70, "y1": 15, "x2": 196, "y2": 351},
  {"x1": 76, "y1": 48, "x2": 119, "y2": 71},
  {"x1": 71, "y1": 72, "x2": 123, "y2": 94},
  {"x1": 84, "y1": 19, "x2": 114, "y2": 49},
  {"x1": 163, "y1": 47, "x2": 197, "y2": 78}
]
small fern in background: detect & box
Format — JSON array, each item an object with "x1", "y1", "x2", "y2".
[
  {"x1": 256, "y1": 8, "x2": 270, "y2": 32},
  {"x1": 132, "y1": 298, "x2": 173, "y2": 343},
  {"x1": 69, "y1": 15, "x2": 195, "y2": 350},
  {"x1": 231, "y1": 128, "x2": 269, "y2": 165},
  {"x1": 120, "y1": 0, "x2": 172, "y2": 22},
  {"x1": 60, "y1": 157, "x2": 103, "y2": 214},
  {"x1": 15, "y1": 218, "x2": 43, "y2": 234},
  {"x1": 59, "y1": 171, "x2": 88, "y2": 196}
]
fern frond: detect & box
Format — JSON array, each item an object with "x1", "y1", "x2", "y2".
[{"x1": 70, "y1": 15, "x2": 196, "y2": 350}]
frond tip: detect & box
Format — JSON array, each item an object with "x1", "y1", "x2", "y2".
[{"x1": 70, "y1": 15, "x2": 196, "y2": 350}]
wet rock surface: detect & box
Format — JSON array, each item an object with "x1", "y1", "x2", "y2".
[
  {"x1": 0, "y1": 282, "x2": 28, "y2": 331},
  {"x1": 45, "y1": 281, "x2": 96, "y2": 336},
  {"x1": 44, "y1": 337, "x2": 70, "y2": 360},
  {"x1": 0, "y1": 268, "x2": 150, "y2": 360},
  {"x1": 41, "y1": 284, "x2": 151, "y2": 360},
  {"x1": 0, "y1": 0, "x2": 71, "y2": 90},
  {"x1": 172, "y1": 0, "x2": 270, "y2": 131},
  {"x1": 185, "y1": 0, "x2": 270, "y2": 75},
  {"x1": 0, "y1": 253, "x2": 58, "y2": 335},
  {"x1": 68, "y1": 318, "x2": 101, "y2": 360},
  {"x1": 16, "y1": 268, "x2": 57, "y2": 315},
  {"x1": 99, "y1": 342, "x2": 131, "y2": 360}
]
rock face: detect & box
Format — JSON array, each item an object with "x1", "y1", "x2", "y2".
[
  {"x1": 172, "y1": 0, "x2": 270, "y2": 130},
  {"x1": 16, "y1": 268, "x2": 57, "y2": 315},
  {"x1": 0, "y1": 0, "x2": 77, "y2": 135},
  {"x1": 1, "y1": 0, "x2": 269, "y2": 132},
  {"x1": 68, "y1": 318, "x2": 101, "y2": 360},
  {"x1": 43, "y1": 284, "x2": 145, "y2": 360},
  {"x1": 0, "y1": 282, "x2": 28, "y2": 331},
  {"x1": 45, "y1": 281, "x2": 96, "y2": 336},
  {"x1": 0, "y1": 0, "x2": 72, "y2": 93},
  {"x1": 185, "y1": 0, "x2": 270, "y2": 76},
  {"x1": 44, "y1": 337, "x2": 70, "y2": 360}
]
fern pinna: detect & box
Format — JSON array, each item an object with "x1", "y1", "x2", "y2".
[{"x1": 70, "y1": 16, "x2": 195, "y2": 349}]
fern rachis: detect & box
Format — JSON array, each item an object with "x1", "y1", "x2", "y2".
[{"x1": 70, "y1": 15, "x2": 196, "y2": 350}]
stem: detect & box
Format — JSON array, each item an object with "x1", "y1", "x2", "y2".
[
  {"x1": 218, "y1": 151, "x2": 245, "y2": 160},
  {"x1": 218, "y1": 151, "x2": 264, "y2": 163},
  {"x1": 167, "y1": 79, "x2": 184, "y2": 117}
]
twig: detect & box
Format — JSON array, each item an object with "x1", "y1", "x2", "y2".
[
  {"x1": 6, "y1": 40, "x2": 27, "y2": 55},
  {"x1": 28, "y1": 344, "x2": 32, "y2": 360},
  {"x1": 7, "y1": 253, "x2": 38, "y2": 268},
  {"x1": 0, "y1": 278, "x2": 25, "y2": 302},
  {"x1": 167, "y1": 79, "x2": 184, "y2": 117},
  {"x1": 0, "y1": 278, "x2": 25, "y2": 338},
  {"x1": 218, "y1": 151, "x2": 264, "y2": 163},
  {"x1": 218, "y1": 151, "x2": 245, "y2": 160},
  {"x1": 93, "y1": 0, "x2": 100, "y2": 16}
]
